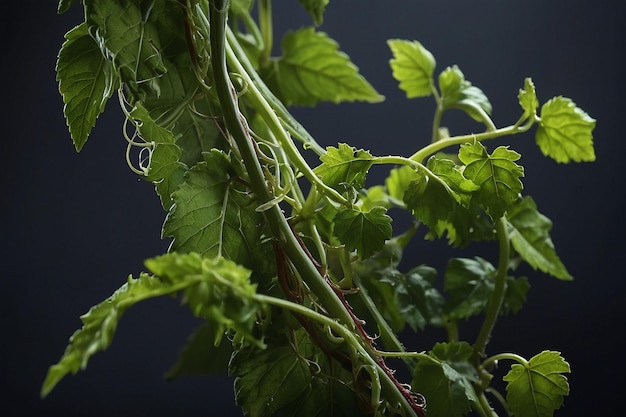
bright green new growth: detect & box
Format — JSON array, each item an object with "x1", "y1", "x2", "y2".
[
  {"x1": 41, "y1": 254, "x2": 260, "y2": 398},
  {"x1": 503, "y1": 351, "x2": 571, "y2": 417},
  {"x1": 268, "y1": 27, "x2": 384, "y2": 106},
  {"x1": 46, "y1": 1, "x2": 595, "y2": 416}
]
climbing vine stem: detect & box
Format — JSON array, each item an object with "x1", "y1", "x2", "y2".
[{"x1": 473, "y1": 216, "x2": 511, "y2": 362}]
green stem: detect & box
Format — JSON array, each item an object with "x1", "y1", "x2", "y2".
[
  {"x1": 482, "y1": 352, "x2": 528, "y2": 369},
  {"x1": 472, "y1": 105, "x2": 498, "y2": 132},
  {"x1": 239, "y1": 12, "x2": 264, "y2": 51},
  {"x1": 254, "y1": 294, "x2": 351, "y2": 340},
  {"x1": 258, "y1": 0, "x2": 273, "y2": 68},
  {"x1": 374, "y1": 155, "x2": 423, "y2": 167},
  {"x1": 431, "y1": 84, "x2": 497, "y2": 141},
  {"x1": 223, "y1": 29, "x2": 349, "y2": 207},
  {"x1": 432, "y1": 102, "x2": 444, "y2": 142},
  {"x1": 472, "y1": 216, "x2": 510, "y2": 362},
  {"x1": 410, "y1": 121, "x2": 533, "y2": 163},
  {"x1": 254, "y1": 292, "x2": 419, "y2": 416},
  {"x1": 473, "y1": 349, "x2": 527, "y2": 417},
  {"x1": 445, "y1": 318, "x2": 459, "y2": 342},
  {"x1": 208, "y1": 0, "x2": 354, "y2": 331},
  {"x1": 208, "y1": 5, "x2": 419, "y2": 415},
  {"x1": 225, "y1": 26, "x2": 326, "y2": 156},
  {"x1": 485, "y1": 388, "x2": 513, "y2": 417},
  {"x1": 373, "y1": 155, "x2": 464, "y2": 202},
  {"x1": 351, "y1": 272, "x2": 417, "y2": 371},
  {"x1": 475, "y1": 391, "x2": 499, "y2": 417},
  {"x1": 334, "y1": 238, "x2": 417, "y2": 371}
]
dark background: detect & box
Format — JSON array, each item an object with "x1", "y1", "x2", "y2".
[{"x1": 3, "y1": 1, "x2": 624, "y2": 416}]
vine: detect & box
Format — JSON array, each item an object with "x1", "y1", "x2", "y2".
[{"x1": 44, "y1": 1, "x2": 595, "y2": 416}]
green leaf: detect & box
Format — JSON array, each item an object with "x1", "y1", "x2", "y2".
[
  {"x1": 130, "y1": 104, "x2": 177, "y2": 145},
  {"x1": 56, "y1": 23, "x2": 119, "y2": 151},
  {"x1": 458, "y1": 142, "x2": 524, "y2": 219},
  {"x1": 444, "y1": 257, "x2": 495, "y2": 320},
  {"x1": 230, "y1": 331, "x2": 361, "y2": 417},
  {"x1": 390, "y1": 161, "x2": 489, "y2": 246},
  {"x1": 403, "y1": 156, "x2": 479, "y2": 238},
  {"x1": 313, "y1": 143, "x2": 374, "y2": 190},
  {"x1": 503, "y1": 351, "x2": 570, "y2": 417},
  {"x1": 388, "y1": 39, "x2": 436, "y2": 98},
  {"x1": 162, "y1": 151, "x2": 274, "y2": 279},
  {"x1": 444, "y1": 257, "x2": 529, "y2": 318},
  {"x1": 359, "y1": 185, "x2": 392, "y2": 212},
  {"x1": 351, "y1": 267, "x2": 406, "y2": 333},
  {"x1": 438, "y1": 65, "x2": 492, "y2": 122},
  {"x1": 58, "y1": 0, "x2": 78, "y2": 14},
  {"x1": 411, "y1": 342, "x2": 478, "y2": 417},
  {"x1": 128, "y1": 104, "x2": 181, "y2": 182},
  {"x1": 86, "y1": 0, "x2": 208, "y2": 166},
  {"x1": 41, "y1": 253, "x2": 260, "y2": 397},
  {"x1": 381, "y1": 265, "x2": 444, "y2": 331},
  {"x1": 502, "y1": 276, "x2": 530, "y2": 315},
  {"x1": 298, "y1": 0, "x2": 330, "y2": 25},
  {"x1": 145, "y1": 143, "x2": 182, "y2": 182},
  {"x1": 173, "y1": 107, "x2": 229, "y2": 168},
  {"x1": 71, "y1": 0, "x2": 207, "y2": 175},
  {"x1": 430, "y1": 342, "x2": 480, "y2": 385},
  {"x1": 333, "y1": 206, "x2": 392, "y2": 259},
  {"x1": 86, "y1": 0, "x2": 167, "y2": 89},
  {"x1": 86, "y1": 0, "x2": 199, "y2": 109},
  {"x1": 165, "y1": 322, "x2": 233, "y2": 380},
  {"x1": 155, "y1": 163, "x2": 187, "y2": 211},
  {"x1": 423, "y1": 204, "x2": 495, "y2": 248},
  {"x1": 349, "y1": 239, "x2": 410, "y2": 334},
  {"x1": 41, "y1": 272, "x2": 166, "y2": 397},
  {"x1": 403, "y1": 168, "x2": 454, "y2": 230},
  {"x1": 232, "y1": 343, "x2": 311, "y2": 417},
  {"x1": 144, "y1": 253, "x2": 263, "y2": 345},
  {"x1": 536, "y1": 96, "x2": 596, "y2": 163},
  {"x1": 506, "y1": 196, "x2": 572, "y2": 280},
  {"x1": 271, "y1": 28, "x2": 383, "y2": 106},
  {"x1": 348, "y1": 238, "x2": 408, "y2": 332},
  {"x1": 428, "y1": 156, "x2": 481, "y2": 205},
  {"x1": 518, "y1": 77, "x2": 539, "y2": 118},
  {"x1": 385, "y1": 165, "x2": 419, "y2": 206}
]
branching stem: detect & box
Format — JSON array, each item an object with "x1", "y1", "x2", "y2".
[
  {"x1": 208, "y1": 0, "x2": 356, "y2": 330},
  {"x1": 223, "y1": 29, "x2": 349, "y2": 207},
  {"x1": 254, "y1": 292, "x2": 420, "y2": 416},
  {"x1": 410, "y1": 121, "x2": 534, "y2": 163},
  {"x1": 224, "y1": 27, "x2": 326, "y2": 155},
  {"x1": 208, "y1": 3, "x2": 421, "y2": 415}
]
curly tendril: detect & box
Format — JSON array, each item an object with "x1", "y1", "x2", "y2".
[{"x1": 118, "y1": 90, "x2": 154, "y2": 176}]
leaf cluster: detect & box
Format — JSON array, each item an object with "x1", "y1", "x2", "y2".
[{"x1": 45, "y1": 1, "x2": 595, "y2": 416}]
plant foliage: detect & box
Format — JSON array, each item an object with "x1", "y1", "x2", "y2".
[{"x1": 45, "y1": 1, "x2": 596, "y2": 416}]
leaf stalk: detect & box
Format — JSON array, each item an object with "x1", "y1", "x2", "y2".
[{"x1": 410, "y1": 121, "x2": 534, "y2": 163}]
